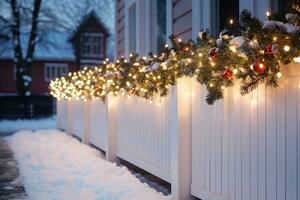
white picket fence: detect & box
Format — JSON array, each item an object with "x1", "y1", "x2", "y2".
[{"x1": 56, "y1": 65, "x2": 300, "y2": 200}]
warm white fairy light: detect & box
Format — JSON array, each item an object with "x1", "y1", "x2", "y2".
[
  {"x1": 284, "y1": 45, "x2": 290, "y2": 52},
  {"x1": 293, "y1": 57, "x2": 300, "y2": 63},
  {"x1": 276, "y1": 72, "x2": 282, "y2": 78},
  {"x1": 233, "y1": 68, "x2": 238, "y2": 74}
]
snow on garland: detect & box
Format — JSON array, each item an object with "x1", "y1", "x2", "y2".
[{"x1": 50, "y1": 5, "x2": 300, "y2": 104}]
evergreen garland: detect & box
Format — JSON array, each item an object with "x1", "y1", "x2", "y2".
[{"x1": 50, "y1": 4, "x2": 300, "y2": 104}]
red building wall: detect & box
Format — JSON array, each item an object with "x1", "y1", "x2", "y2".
[{"x1": 0, "y1": 60, "x2": 77, "y2": 95}]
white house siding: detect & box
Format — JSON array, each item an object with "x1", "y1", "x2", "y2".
[
  {"x1": 172, "y1": 0, "x2": 192, "y2": 41},
  {"x1": 116, "y1": 0, "x2": 125, "y2": 58}
]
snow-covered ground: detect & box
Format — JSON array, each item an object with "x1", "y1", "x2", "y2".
[
  {"x1": 7, "y1": 130, "x2": 171, "y2": 200},
  {"x1": 0, "y1": 117, "x2": 55, "y2": 134}
]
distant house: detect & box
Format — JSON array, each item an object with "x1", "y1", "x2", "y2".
[{"x1": 0, "y1": 11, "x2": 109, "y2": 95}]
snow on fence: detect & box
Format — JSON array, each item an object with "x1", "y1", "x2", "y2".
[{"x1": 56, "y1": 68, "x2": 300, "y2": 200}]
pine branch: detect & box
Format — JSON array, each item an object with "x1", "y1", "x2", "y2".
[{"x1": 240, "y1": 76, "x2": 262, "y2": 95}]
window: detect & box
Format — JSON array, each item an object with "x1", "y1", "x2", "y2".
[
  {"x1": 44, "y1": 63, "x2": 68, "y2": 82},
  {"x1": 80, "y1": 33, "x2": 104, "y2": 57},
  {"x1": 128, "y1": 3, "x2": 136, "y2": 53},
  {"x1": 156, "y1": 0, "x2": 166, "y2": 53},
  {"x1": 272, "y1": 0, "x2": 300, "y2": 18},
  {"x1": 209, "y1": 0, "x2": 239, "y2": 35}
]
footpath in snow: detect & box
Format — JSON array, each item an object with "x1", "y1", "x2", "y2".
[{"x1": 7, "y1": 130, "x2": 171, "y2": 200}]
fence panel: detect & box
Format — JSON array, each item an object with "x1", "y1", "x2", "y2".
[
  {"x1": 191, "y1": 64, "x2": 300, "y2": 200},
  {"x1": 56, "y1": 100, "x2": 68, "y2": 131},
  {"x1": 88, "y1": 99, "x2": 108, "y2": 151},
  {"x1": 115, "y1": 94, "x2": 172, "y2": 182},
  {"x1": 67, "y1": 99, "x2": 84, "y2": 140}
]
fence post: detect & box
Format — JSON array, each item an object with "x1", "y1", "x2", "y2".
[
  {"x1": 66, "y1": 100, "x2": 73, "y2": 135},
  {"x1": 170, "y1": 78, "x2": 194, "y2": 200},
  {"x1": 56, "y1": 100, "x2": 61, "y2": 129},
  {"x1": 105, "y1": 95, "x2": 118, "y2": 162},
  {"x1": 82, "y1": 100, "x2": 90, "y2": 144}
]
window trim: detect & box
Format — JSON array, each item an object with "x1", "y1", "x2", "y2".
[
  {"x1": 125, "y1": 0, "x2": 138, "y2": 56},
  {"x1": 80, "y1": 32, "x2": 104, "y2": 58},
  {"x1": 44, "y1": 63, "x2": 68, "y2": 82}
]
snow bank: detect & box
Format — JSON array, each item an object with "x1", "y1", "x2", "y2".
[
  {"x1": 7, "y1": 130, "x2": 171, "y2": 200},
  {"x1": 0, "y1": 117, "x2": 56, "y2": 134}
]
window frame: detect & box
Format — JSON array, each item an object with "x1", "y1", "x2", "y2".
[
  {"x1": 44, "y1": 63, "x2": 68, "y2": 82},
  {"x1": 80, "y1": 32, "x2": 104, "y2": 58},
  {"x1": 128, "y1": 3, "x2": 136, "y2": 53}
]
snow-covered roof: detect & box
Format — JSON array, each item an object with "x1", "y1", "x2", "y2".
[
  {"x1": 0, "y1": 30, "x2": 75, "y2": 61},
  {"x1": 70, "y1": 10, "x2": 110, "y2": 40}
]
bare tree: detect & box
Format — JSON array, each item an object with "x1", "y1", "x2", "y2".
[
  {"x1": 8, "y1": 0, "x2": 42, "y2": 96},
  {"x1": 0, "y1": 0, "x2": 114, "y2": 96}
]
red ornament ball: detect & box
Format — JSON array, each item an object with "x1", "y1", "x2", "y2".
[
  {"x1": 264, "y1": 44, "x2": 274, "y2": 56},
  {"x1": 222, "y1": 69, "x2": 233, "y2": 80},
  {"x1": 181, "y1": 46, "x2": 189, "y2": 53},
  {"x1": 209, "y1": 47, "x2": 219, "y2": 59},
  {"x1": 253, "y1": 60, "x2": 266, "y2": 74}
]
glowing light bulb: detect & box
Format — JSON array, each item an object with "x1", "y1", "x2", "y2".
[
  {"x1": 266, "y1": 11, "x2": 271, "y2": 17},
  {"x1": 233, "y1": 68, "x2": 238, "y2": 74},
  {"x1": 259, "y1": 63, "x2": 264, "y2": 69},
  {"x1": 276, "y1": 72, "x2": 282, "y2": 78},
  {"x1": 284, "y1": 45, "x2": 290, "y2": 52},
  {"x1": 293, "y1": 57, "x2": 300, "y2": 63},
  {"x1": 229, "y1": 19, "x2": 234, "y2": 24}
]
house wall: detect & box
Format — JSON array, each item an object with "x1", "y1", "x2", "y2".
[
  {"x1": 72, "y1": 16, "x2": 109, "y2": 67},
  {"x1": 0, "y1": 60, "x2": 77, "y2": 95},
  {"x1": 115, "y1": 0, "x2": 125, "y2": 58},
  {"x1": 172, "y1": 0, "x2": 192, "y2": 41},
  {"x1": 0, "y1": 60, "x2": 16, "y2": 93}
]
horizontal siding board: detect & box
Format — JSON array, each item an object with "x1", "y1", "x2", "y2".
[
  {"x1": 175, "y1": 29, "x2": 192, "y2": 41},
  {"x1": 172, "y1": 0, "x2": 192, "y2": 20},
  {"x1": 116, "y1": 0, "x2": 125, "y2": 58},
  {"x1": 173, "y1": 11, "x2": 192, "y2": 37}
]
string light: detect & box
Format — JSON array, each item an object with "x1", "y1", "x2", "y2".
[
  {"x1": 284, "y1": 45, "x2": 290, "y2": 52},
  {"x1": 276, "y1": 72, "x2": 282, "y2": 78},
  {"x1": 293, "y1": 57, "x2": 300, "y2": 63},
  {"x1": 233, "y1": 68, "x2": 238, "y2": 74}
]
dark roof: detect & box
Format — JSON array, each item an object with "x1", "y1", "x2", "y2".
[{"x1": 70, "y1": 10, "x2": 110, "y2": 40}]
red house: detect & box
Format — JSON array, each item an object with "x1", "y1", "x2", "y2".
[{"x1": 0, "y1": 11, "x2": 109, "y2": 95}]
